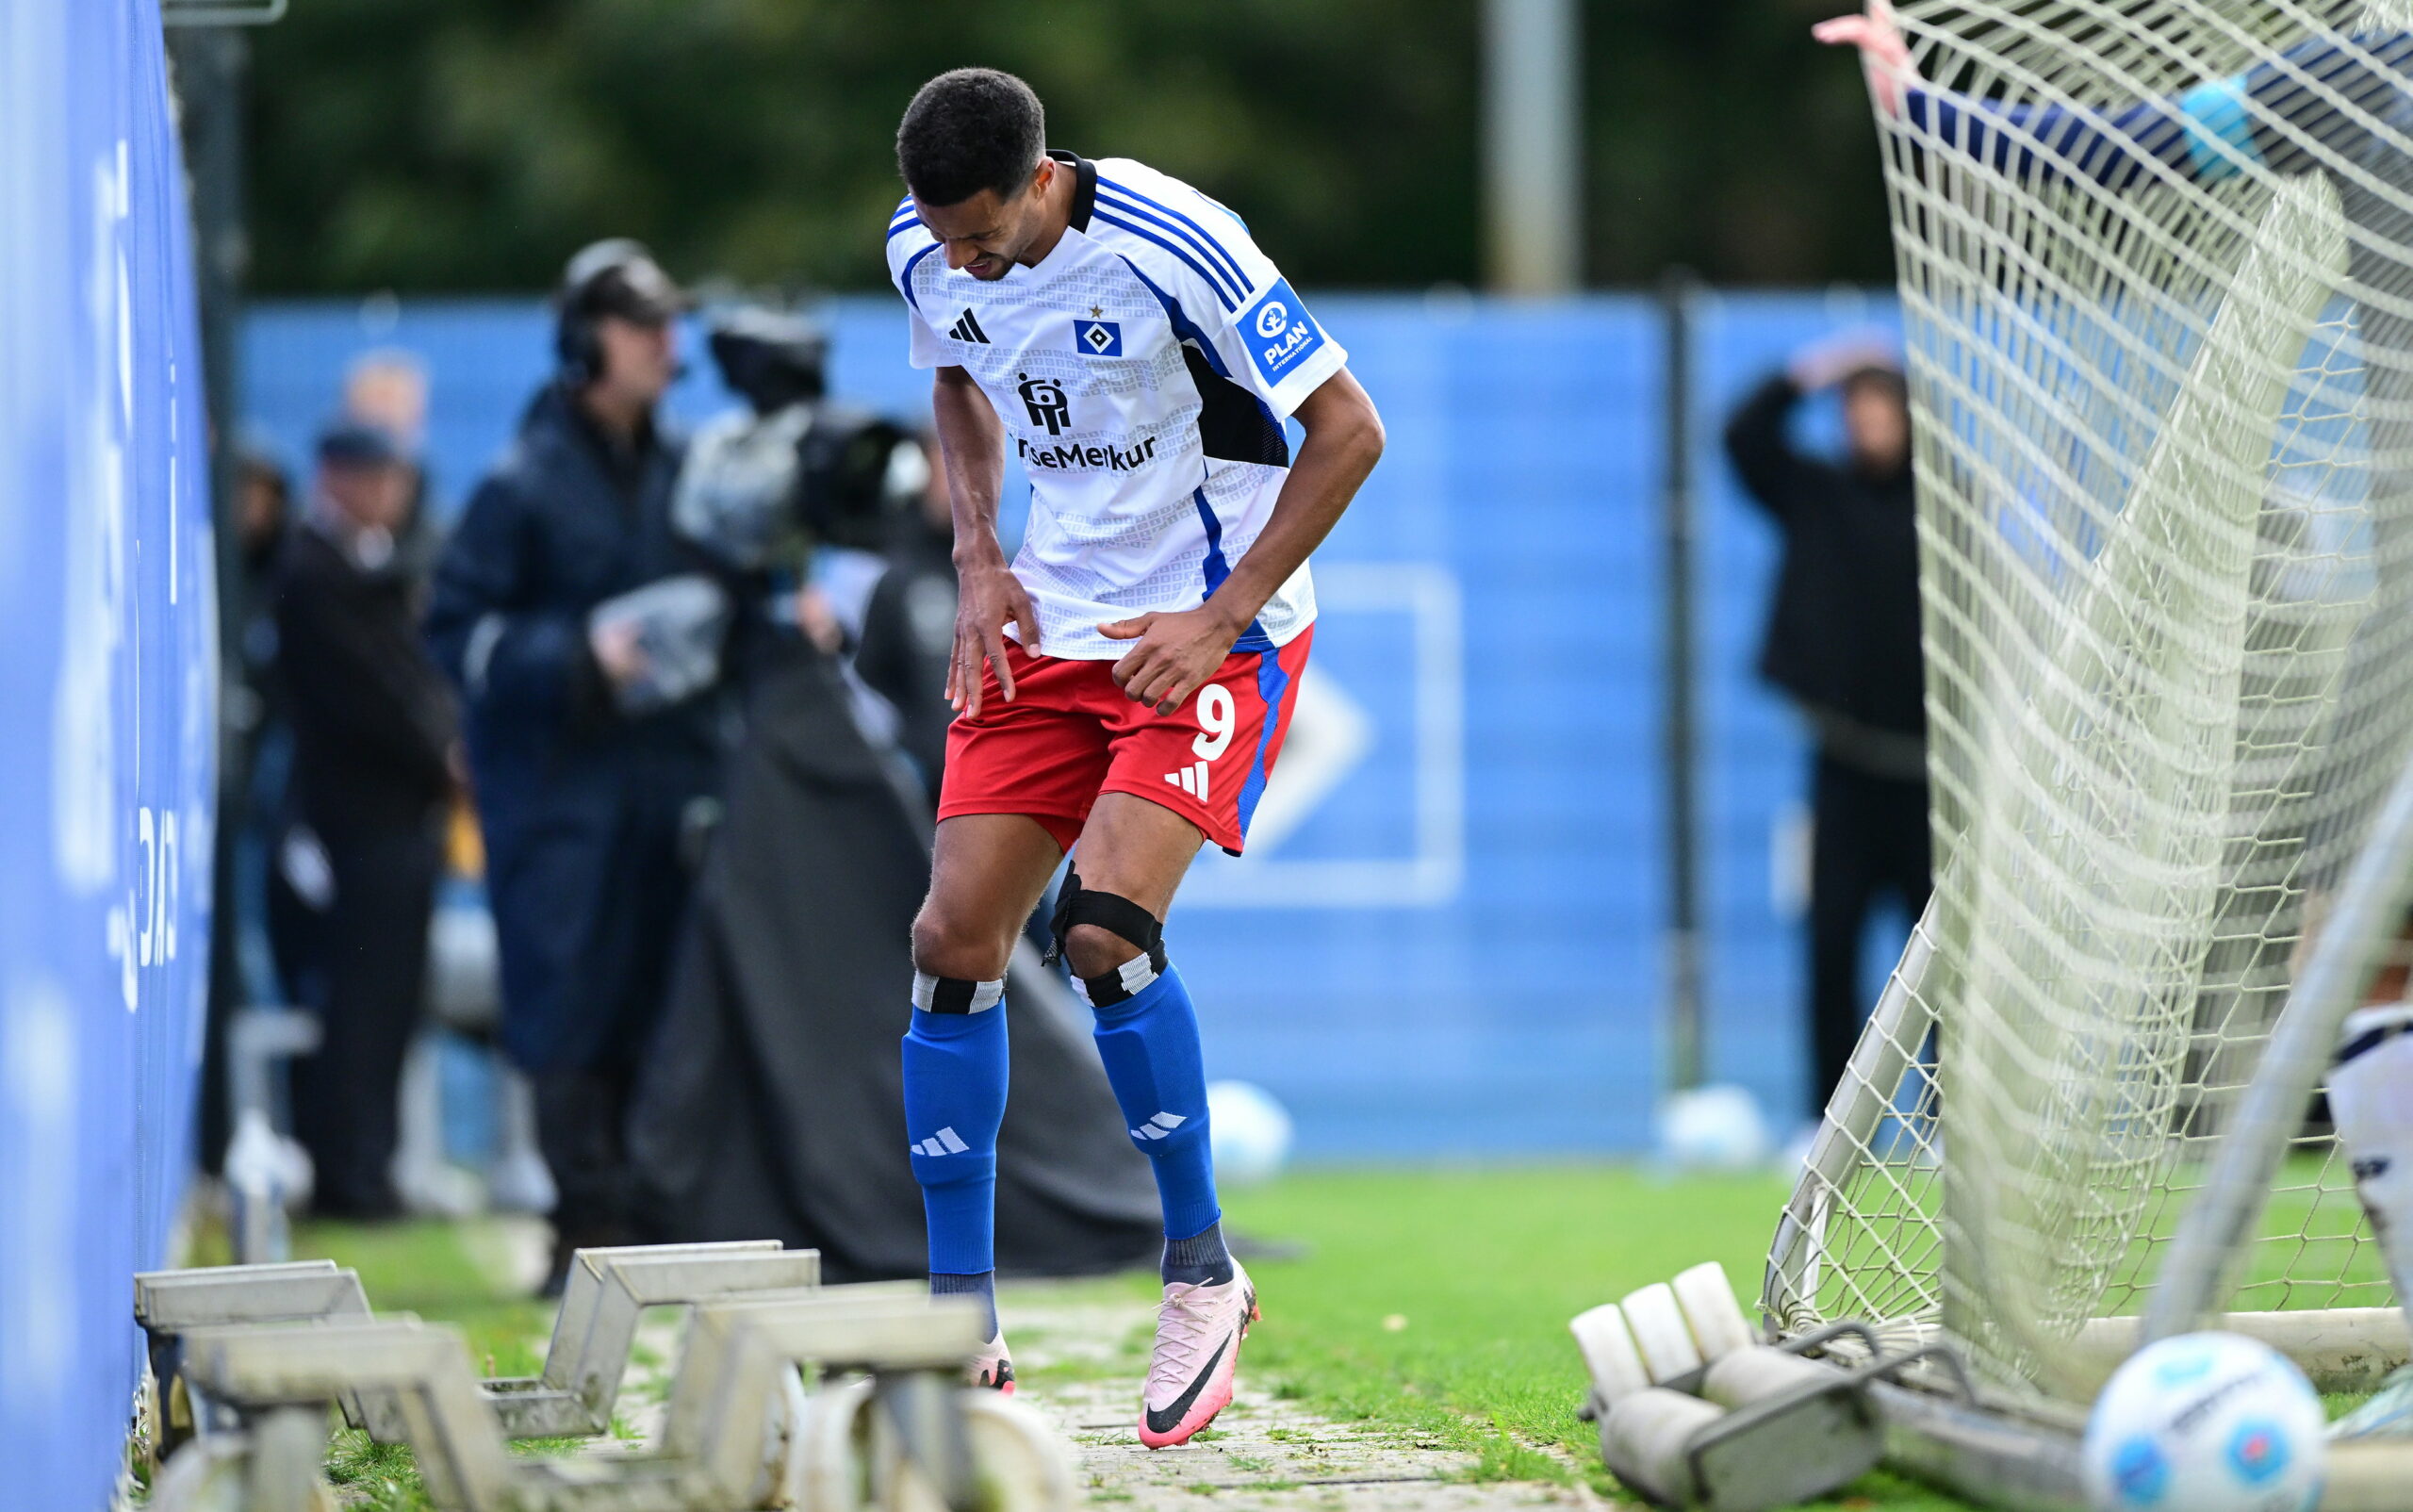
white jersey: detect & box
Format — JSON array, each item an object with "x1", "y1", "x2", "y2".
[{"x1": 886, "y1": 152, "x2": 1348, "y2": 660}]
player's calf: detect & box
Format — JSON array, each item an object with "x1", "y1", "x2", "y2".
[{"x1": 1047, "y1": 878, "x2": 1260, "y2": 1442}]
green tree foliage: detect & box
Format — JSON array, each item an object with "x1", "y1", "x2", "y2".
[{"x1": 246, "y1": 0, "x2": 1891, "y2": 295}]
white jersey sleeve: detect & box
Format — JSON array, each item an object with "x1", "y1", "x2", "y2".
[
  {"x1": 1086, "y1": 159, "x2": 1348, "y2": 420},
  {"x1": 883, "y1": 195, "x2": 948, "y2": 370}
]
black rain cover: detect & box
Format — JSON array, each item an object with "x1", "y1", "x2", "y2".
[{"x1": 627, "y1": 644, "x2": 1159, "y2": 1280}]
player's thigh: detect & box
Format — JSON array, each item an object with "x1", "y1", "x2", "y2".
[
  {"x1": 913, "y1": 814, "x2": 1068, "y2": 978},
  {"x1": 1068, "y1": 791, "x2": 1206, "y2": 921}
]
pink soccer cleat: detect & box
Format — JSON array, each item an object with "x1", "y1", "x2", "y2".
[
  {"x1": 971, "y1": 1333, "x2": 1016, "y2": 1395},
  {"x1": 1137, "y1": 1261, "x2": 1257, "y2": 1448}
]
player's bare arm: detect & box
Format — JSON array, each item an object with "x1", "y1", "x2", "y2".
[
  {"x1": 1100, "y1": 368, "x2": 1385, "y2": 714},
  {"x1": 931, "y1": 363, "x2": 1037, "y2": 717}
]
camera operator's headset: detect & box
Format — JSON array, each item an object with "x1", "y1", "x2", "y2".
[{"x1": 555, "y1": 238, "x2": 676, "y2": 386}]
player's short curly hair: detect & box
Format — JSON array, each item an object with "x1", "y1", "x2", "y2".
[{"x1": 896, "y1": 69, "x2": 1046, "y2": 208}]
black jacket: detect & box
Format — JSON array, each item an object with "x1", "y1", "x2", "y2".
[
  {"x1": 1723, "y1": 373, "x2": 1926, "y2": 752},
  {"x1": 854, "y1": 531, "x2": 957, "y2": 799},
  {"x1": 276, "y1": 519, "x2": 456, "y2": 838},
  {"x1": 424, "y1": 383, "x2": 725, "y2": 1067}
]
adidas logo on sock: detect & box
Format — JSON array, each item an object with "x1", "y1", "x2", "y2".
[
  {"x1": 912, "y1": 1126, "x2": 972, "y2": 1158},
  {"x1": 946, "y1": 309, "x2": 991, "y2": 344},
  {"x1": 1162, "y1": 762, "x2": 1210, "y2": 802},
  {"x1": 1130, "y1": 1111, "x2": 1188, "y2": 1142}
]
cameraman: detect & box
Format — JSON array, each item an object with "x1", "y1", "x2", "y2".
[{"x1": 425, "y1": 239, "x2": 728, "y2": 1291}]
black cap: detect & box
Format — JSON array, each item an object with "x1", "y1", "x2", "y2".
[
  {"x1": 561, "y1": 238, "x2": 689, "y2": 326},
  {"x1": 315, "y1": 418, "x2": 407, "y2": 469}
]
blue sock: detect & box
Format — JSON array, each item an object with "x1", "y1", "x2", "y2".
[
  {"x1": 901, "y1": 983, "x2": 1009, "y2": 1285},
  {"x1": 930, "y1": 1269, "x2": 1000, "y2": 1339},
  {"x1": 1088, "y1": 963, "x2": 1230, "y2": 1282}
]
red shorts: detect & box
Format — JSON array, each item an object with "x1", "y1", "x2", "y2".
[{"x1": 939, "y1": 630, "x2": 1314, "y2": 856}]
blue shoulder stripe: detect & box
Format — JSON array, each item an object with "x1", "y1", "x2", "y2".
[
  {"x1": 1092, "y1": 209, "x2": 1239, "y2": 312},
  {"x1": 1097, "y1": 175, "x2": 1251, "y2": 292},
  {"x1": 897, "y1": 240, "x2": 943, "y2": 312},
  {"x1": 1094, "y1": 188, "x2": 1245, "y2": 303},
  {"x1": 887, "y1": 216, "x2": 930, "y2": 242}
]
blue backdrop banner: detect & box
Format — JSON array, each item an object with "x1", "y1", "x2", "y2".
[
  {"x1": 0, "y1": 4, "x2": 217, "y2": 1510},
  {"x1": 241, "y1": 287, "x2": 1910, "y2": 1159}
]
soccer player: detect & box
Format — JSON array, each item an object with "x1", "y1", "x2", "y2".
[
  {"x1": 1818, "y1": 3, "x2": 2413, "y2": 1435},
  {"x1": 883, "y1": 70, "x2": 1385, "y2": 1443}
]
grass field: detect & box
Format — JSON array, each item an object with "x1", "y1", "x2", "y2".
[
  {"x1": 1215, "y1": 1165, "x2": 1968, "y2": 1507},
  {"x1": 253, "y1": 1164, "x2": 2000, "y2": 1508}
]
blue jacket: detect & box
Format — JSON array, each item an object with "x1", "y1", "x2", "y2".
[{"x1": 426, "y1": 382, "x2": 726, "y2": 1070}]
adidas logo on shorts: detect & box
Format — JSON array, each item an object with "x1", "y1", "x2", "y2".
[{"x1": 1163, "y1": 761, "x2": 1210, "y2": 801}]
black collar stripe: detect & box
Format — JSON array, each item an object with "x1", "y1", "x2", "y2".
[{"x1": 1049, "y1": 149, "x2": 1097, "y2": 232}]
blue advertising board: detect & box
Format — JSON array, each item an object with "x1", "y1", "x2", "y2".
[{"x1": 0, "y1": 4, "x2": 217, "y2": 1508}]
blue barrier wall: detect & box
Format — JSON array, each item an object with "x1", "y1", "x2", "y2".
[
  {"x1": 243, "y1": 287, "x2": 1910, "y2": 1157},
  {"x1": 0, "y1": 5, "x2": 216, "y2": 1509}
]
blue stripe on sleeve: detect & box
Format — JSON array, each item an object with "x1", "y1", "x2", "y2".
[
  {"x1": 897, "y1": 240, "x2": 943, "y2": 312},
  {"x1": 1095, "y1": 178, "x2": 1251, "y2": 294},
  {"x1": 2176, "y1": 75, "x2": 2262, "y2": 181},
  {"x1": 1094, "y1": 189, "x2": 1244, "y2": 304},
  {"x1": 888, "y1": 217, "x2": 929, "y2": 241},
  {"x1": 1092, "y1": 209, "x2": 1239, "y2": 311}
]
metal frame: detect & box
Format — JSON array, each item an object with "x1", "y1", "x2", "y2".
[
  {"x1": 161, "y1": 1289, "x2": 1006, "y2": 1512},
  {"x1": 138, "y1": 1241, "x2": 823, "y2": 1449},
  {"x1": 161, "y1": 0, "x2": 288, "y2": 25}
]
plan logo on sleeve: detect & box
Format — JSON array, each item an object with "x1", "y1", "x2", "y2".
[{"x1": 1240, "y1": 279, "x2": 1326, "y2": 385}]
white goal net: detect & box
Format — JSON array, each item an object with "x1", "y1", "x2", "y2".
[{"x1": 1765, "y1": 0, "x2": 2410, "y2": 1399}]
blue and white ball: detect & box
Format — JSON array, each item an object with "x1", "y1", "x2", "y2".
[
  {"x1": 1206, "y1": 1080, "x2": 1293, "y2": 1187},
  {"x1": 2082, "y1": 1333, "x2": 2325, "y2": 1512}
]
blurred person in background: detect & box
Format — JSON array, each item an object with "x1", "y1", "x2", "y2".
[
  {"x1": 199, "y1": 442, "x2": 300, "y2": 1173},
  {"x1": 425, "y1": 239, "x2": 728, "y2": 1292},
  {"x1": 342, "y1": 348, "x2": 444, "y2": 583},
  {"x1": 1724, "y1": 333, "x2": 1928, "y2": 1124},
  {"x1": 854, "y1": 434, "x2": 958, "y2": 802},
  {"x1": 277, "y1": 419, "x2": 461, "y2": 1219}
]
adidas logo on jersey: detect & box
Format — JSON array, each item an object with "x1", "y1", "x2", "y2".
[
  {"x1": 1163, "y1": 762, "x2": 1210, "y2": 802},
  {"x1": 945, "y1": 309, "x2": 991, "y2": 344},
  {"x1": 1130, "y1": 1111, "x2": 1187, "y2": 1142},
  {"x1": 911, "y1": 1126, "x2": 971, "y2": 1158}
]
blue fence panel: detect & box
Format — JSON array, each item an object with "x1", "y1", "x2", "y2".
[
  {"x1": 240, "y1": 288, "x2": 1904, "y2": 1158},
  {"x1": 0, "y1": 5, "x2": 216, "y2": 1509}
]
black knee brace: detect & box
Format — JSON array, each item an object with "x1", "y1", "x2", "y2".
[{"x1": 1043, "y1": 870, "x2": 1169, "y2": 1005}]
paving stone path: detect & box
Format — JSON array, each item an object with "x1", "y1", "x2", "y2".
[
  {"x1": 470, "y1": 1222, "x2": 1615, "y2": 1510},
  {"x1": 999, "y1": 1282, "x2": 1610, "y2": 1511}
]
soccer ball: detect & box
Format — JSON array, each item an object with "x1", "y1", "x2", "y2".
[
  {"x1": 1654, "y1": 1083, "x2": 1773, "y2": 1173},
  {"x1": 2081, "y1": 1333, "x2": 2325, "y2": 1512},
  {"x1": 1207, "y1": 1080, "x2": 1293, "y2": 1187}
]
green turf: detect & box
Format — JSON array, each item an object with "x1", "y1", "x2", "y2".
[{"x1": 1217, "y1": 1164, "x2": 1973, "y2": 1506}]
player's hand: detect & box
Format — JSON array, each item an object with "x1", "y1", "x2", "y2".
[
  {"x1": 1813, "y1": 0, "x2": 1916, "y2": 116},
  {"x1": 1791, "y1": 328, "x2": 1901, "y2": 391},
  {"x1": 1099, "y1": 605, "x2": 1243, "y2": 715},
  {"x1": 949, "y1": 559, "x2": 1040, "y2": 717}
]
